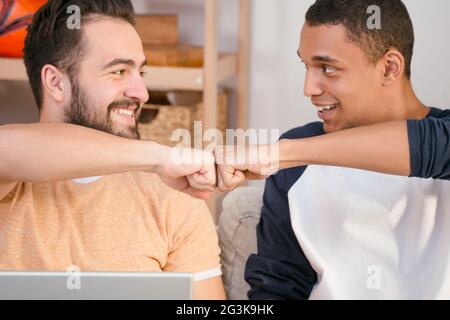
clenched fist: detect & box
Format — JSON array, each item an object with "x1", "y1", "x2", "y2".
[
  {"x1": 214, "y1": 143, "x2": 281, "y2": 192},
  {"x1": 155, "y1": 145, "x2": 217, "y2": 200},
  {"x1": 156, "y1": 142, "x2": 281, "y2": 197}
]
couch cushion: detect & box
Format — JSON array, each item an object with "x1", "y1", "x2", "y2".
[{"x1": 218, "y1": 186, "x2": 264, "y2": 300}]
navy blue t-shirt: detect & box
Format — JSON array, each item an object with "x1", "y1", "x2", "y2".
[
  {"x1": 245, "y1": 107, "x2": 450, "y2": 299},
  {"x1": 408, "y1": 107, "x2": 450, "y2": 180}
]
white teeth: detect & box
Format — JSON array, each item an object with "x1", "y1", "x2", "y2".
[
  {"x1": 113, "y1": 109, "x2": 134, "y2": 117},
  {"x1": 317, "y1": 104, "x2": 338, "y2": 112}
]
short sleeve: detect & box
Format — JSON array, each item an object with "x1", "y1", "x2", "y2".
[
  {"x1": 164, "y1": 191, "x2": 222, "y2": 280},
  {"x1": 407, "y1": 114, "x2": 450, "y2": 180}
]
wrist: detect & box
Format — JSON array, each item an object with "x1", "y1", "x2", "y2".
[
  {"x1": 140, "y1": 140, "x2": 172, "y2": 174},
  {"x1": 278, "y1": 138, "x2": 308, "y2": 170},
  {"x1": 278, "y1": 139, "x2": 292, "y2": 170}
]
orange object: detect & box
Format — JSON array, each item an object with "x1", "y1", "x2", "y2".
[{"x1": 0, "y1": 0, "x2": 47, "y2": 58}]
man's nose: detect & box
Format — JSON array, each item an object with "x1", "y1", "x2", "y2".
[
  {"x1": 125, "y1": 74, "x2": 149, "y2": 104},
  {"x1": 304, "y1": 70, "x2": 324, "y2": 97}
]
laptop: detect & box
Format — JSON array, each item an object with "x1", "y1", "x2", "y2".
[{"x1": 0, "y1": 271, "x2": 193, "y2": 300}]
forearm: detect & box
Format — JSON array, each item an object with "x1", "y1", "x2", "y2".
[
  {"x1": 0, "y1": 123, "x2": 168, "y2": 182},
  {"x1": 279, "y1": 121, "x2": 410, "y2": 176}
]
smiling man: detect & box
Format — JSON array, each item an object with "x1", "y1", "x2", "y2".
[
  {"x1": 0, "y1": 0, "x2": 225, "y2": 300},
  {"x1": 295, "y1": 0, "x2": 430, "y2": 134},
  {"x1": 59, "y1": 15, "x2": 147, "y2": 140},
  {"x1": 241, "y1": 0, "x2": 450, "y2": 299}
]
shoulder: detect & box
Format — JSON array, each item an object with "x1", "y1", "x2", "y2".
[
  {"x1": 280, "y1": 121, "x2": 325, "y2": 140},
  {"x1": 427, "y1": 107, "x2": 450, "y2": 119}
]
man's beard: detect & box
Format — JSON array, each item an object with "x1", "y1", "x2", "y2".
[{"x1": 64, "y1": 81, "x2": 141, "y2": 140}]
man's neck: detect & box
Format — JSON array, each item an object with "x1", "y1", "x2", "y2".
[
  {"x1": 377, "y1": 82, "x2": 429, "y2": 123},
  {"x1": 39, "y1": 103, "x2": 65, "y2": 123}
]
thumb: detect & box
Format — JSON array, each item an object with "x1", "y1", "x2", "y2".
[{"x1": 218, "y1": 165, "x2": 246, "y2": 191}]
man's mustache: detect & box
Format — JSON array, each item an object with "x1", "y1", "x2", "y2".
[{"x1": 108, "y1": 100, "x2": 141, "y2": 114}]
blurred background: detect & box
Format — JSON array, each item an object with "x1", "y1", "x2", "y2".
[{"x1": 1, "y1": 0, "x2": 449, "y2": 135}]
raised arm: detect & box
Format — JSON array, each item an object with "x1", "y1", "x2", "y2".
[
  {"x1": 281, "y1": 116, "x2": 450, "y2": 179},
  {"x1": 280, "y1": 120, "x2": 411, "y2": 176},
  {"x1": 216, "y1": 116, "x2": 450, "y2": 191},
  {"x1": 0, "y1": 123, "x2": 216, "y2": 200}
]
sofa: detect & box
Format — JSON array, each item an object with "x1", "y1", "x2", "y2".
[{"x1": 217, "y1": 186, "x2": 264, "y2": 300}]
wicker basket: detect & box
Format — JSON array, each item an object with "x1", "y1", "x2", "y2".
[{"x1": 138, "y1": 92, "x2": 228, "y2": 147}]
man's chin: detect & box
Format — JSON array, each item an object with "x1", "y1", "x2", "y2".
[
  {"x1": 323, "y1": 121, "x2": 353, "y2": 134},
  {"x1": 323, "y1": 122, "x2": 339, "y2": 133}
]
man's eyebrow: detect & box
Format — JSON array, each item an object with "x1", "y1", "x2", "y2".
[
  {"x1": 311, "y1": 55, "x2": 340, "y2": 63},
  {"x1": 297, "y1": 51, "x2": 340, "y2": 64},
  {"x1": 102, "y1": 58, "x2": 148, "y2": 70}
]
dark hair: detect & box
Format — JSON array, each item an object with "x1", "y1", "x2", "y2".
[
  {"x1": 24, "y1": 0, "x2": 136, "y2": 109},
  {"x1": 305, "y1": 0, "x2": 414, "y2": 79}
]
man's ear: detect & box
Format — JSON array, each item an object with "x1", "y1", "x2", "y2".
[
  {"x1": 381, "y1": 49, "x2": 405, "y2": 86},
  {"x1": 41, "y1": 64, "x2": 69, "y2": 103}
]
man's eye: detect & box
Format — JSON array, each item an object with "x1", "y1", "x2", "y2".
[
  {"x1": 140, "y1": 70, "x2": 147, "y2": 77},
  {"x1": 322, "y1": 65, "x2": 337, "y2": 74},
  {"x1": 113, "y1": 69, "x2": 126, "y2": 76}
]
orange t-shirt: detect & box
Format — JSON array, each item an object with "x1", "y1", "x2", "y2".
[{"x1": 0, "y1": 172, "x2": 221, "y2": 280}]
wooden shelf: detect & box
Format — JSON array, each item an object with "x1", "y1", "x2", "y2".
[
  {"x1": 0, "y1": 53, "x2": 237, "y2": 90},
  {"x1": 143, "y1": 53, "x2": 237, "y2": 91}
]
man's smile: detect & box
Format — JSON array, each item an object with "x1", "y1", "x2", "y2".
[
  {"x1": 313, "y1": 102, "x2": 339, "y2": 121},
  {"x1": 111, "y1": 105, "x2": 137, "y2": 125}
]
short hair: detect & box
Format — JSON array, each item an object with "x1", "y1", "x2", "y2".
[
  {"x1": 24, "y1": 0, "x2": 136, "y2": 109},
  {"x1": 305, "y1": 0, "x2": 414, "y2": 79}
]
